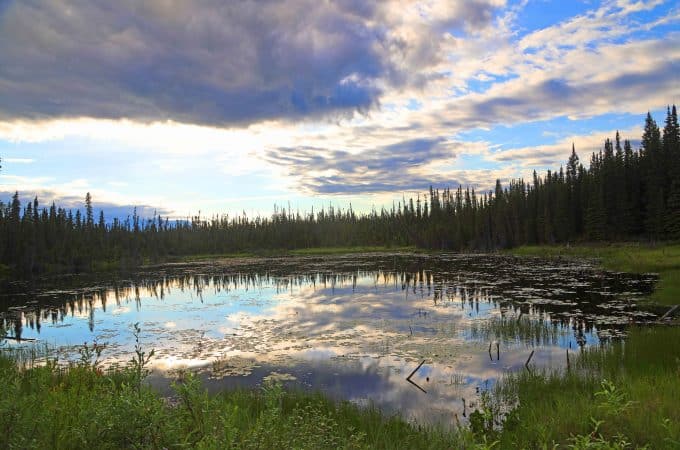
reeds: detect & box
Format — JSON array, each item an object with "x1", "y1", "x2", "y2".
[
  {"x1": 490, "y1": 326, "x2": 680, "y2": 448},
  {"x1": 0, "y1": 348, "x2": 476, "y2": 449},
  {"x1": 467, "y1": 315, "x2": 565, "y2": 347}
]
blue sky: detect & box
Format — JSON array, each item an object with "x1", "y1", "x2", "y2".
[{"x1": 0, "y1": 0, "x2": 678, "y2": 218}]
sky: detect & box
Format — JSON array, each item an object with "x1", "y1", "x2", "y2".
[{"x1": 0, "y1": 0, "x2": 678, "y2": 219}]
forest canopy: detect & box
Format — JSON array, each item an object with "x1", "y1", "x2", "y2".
[{"x1": 1, "y1": 106, "x2": 678, "y2": 276}]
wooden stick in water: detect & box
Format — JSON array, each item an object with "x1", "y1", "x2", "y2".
[
  {"x1": 525, "y1": 349, "x2": 535, "y2": 370},
  {"x1": 566, "y1": 349, "x2": 570, "y2": 371},
  {"x1": 661, "y1": 305, "x2": 679, "y2": 320},
  {"x1": 406, "y1": 360, "x2": 427, "y2": 393},
  {"x1": 407, "y1": 359, "x2": 426, "y2": 381},
  {"x1": 2, "y1": 336, "x2": 37, "y2": 342}
]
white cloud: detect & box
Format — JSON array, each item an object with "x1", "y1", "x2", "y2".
[
  {"x1": 488, "y1": 126, "x2": 643, "y2": 167},
  {"x1": 2, "y1": 158, "x2": 34, "y2": 164},
  {"x1": 0, "y1": 0, "x2": 676, "y2": 204}
]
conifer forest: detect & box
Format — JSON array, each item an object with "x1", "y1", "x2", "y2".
[{"x1": 1, "y1": 106, "x2": 678, "y2": 276}]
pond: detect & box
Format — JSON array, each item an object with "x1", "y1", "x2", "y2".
[{"x1": 0, "y1": 253, "x2": 658, "y2": 426}]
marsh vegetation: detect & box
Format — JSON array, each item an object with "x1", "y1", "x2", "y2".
[{"x1": 1, "y1": 248, "x2": 678, "y2": 448}]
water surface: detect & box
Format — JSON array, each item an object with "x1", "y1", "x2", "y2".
[{"x1": 0, "y1": 253, "x2": 658, "y2": 425}]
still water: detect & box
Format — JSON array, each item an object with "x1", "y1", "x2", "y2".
[{"x1": 0, "y1": 253, "x2": 657, "y2": 425}]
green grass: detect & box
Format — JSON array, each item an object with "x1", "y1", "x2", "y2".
[
  {"x1": 288, "y1": 245, "x2": 417, "y2": 256},
  {"x1": 171, "y1": 246, "x2": 418, "y2": 263},
  {"x1": 492, "y1": 243, "x2": 680, "y2": 448},
  {"x1": 491, "y1": 326, "x2": 680, "y2": 448},
  {"x1": 165, "y1": 251, "x2": 260, "y2": 262},
  {"x1": 2, "y1": 329, "x2": 675, "y2": 449},
  {"x1": 0, "y1": 345, "x2": 482, "y2": 449},
  {"x1": 510, "y1": 242, "x2": 680, "y2": 305}
]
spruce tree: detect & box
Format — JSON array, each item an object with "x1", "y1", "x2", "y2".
[
  {"x1": 665, "y1": 180, "x2": 680, "y2": 240},
  {"x1": 642, "y1": 112, "x2": 663, "y2": 230},
  {"x1": 663, "y1": 105, "x2": 680, "y2": 197},
  {"x1": 85, "y1": 192, "x2": 94, "y2": 229}
]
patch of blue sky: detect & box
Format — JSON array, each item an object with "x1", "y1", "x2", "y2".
[
  {"x1": 625, "y1": 1, "x2": 677, "y2": 23},
  {"x1": 0, "y1": 139, "x2": 169, "y2": 199},
  {"x1": 604, "y1": 26, "x2": 676, "y2": 46},
  {"x1": 627, "y1": 23, "x2": 680, "y2": 42},
  {"x1": 444, "y1": 28, "x2": 467, "y2": 39},
  {"x1": 446, "y1": 0, "x2": 590, "y2": 40},
  {"x1": 406, "y1": 99, "x2": 422, "y2": 111},
  {"x1": 463, "y1": 73, "x2": 519, "y2": 95},
  {"x1": 509, "y1": 0, "x2": 595, "y2": 38},
  {"x1": 509, "y1": 0, "x2": 675, "y2": 41},
  {"x1": 455, "y1": 154, "x2": 501, "y2": 171},
  {"x1": 459, "y1": 110, "x2": 659, "y2": 149},
  {"x1": 0, "y1": 137, "x2": 99, "y2": 183}
]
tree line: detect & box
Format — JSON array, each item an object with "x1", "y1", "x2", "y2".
[{"x1": 0, "y1": 105, "x2": 678, "y2": 276}]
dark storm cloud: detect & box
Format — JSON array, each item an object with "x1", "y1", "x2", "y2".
[
  {"x1": 0, "y1": 0, "x2": 382, "y2": 124},
  {"x1": 266, "y1": 137, "x2": 463, "y2": 194},
  {"x1": 0, "y1": 0, "x2": 503, "y2": 126}
]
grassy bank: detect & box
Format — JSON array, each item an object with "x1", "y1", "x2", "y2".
[
  {"x1": 510, "y1": 243, "x2": 680, "y2": 305},
  {"x1": 3, "y1": 247, "x2": 420, "y2": 280},
  {"x1": 491, "y1": 326, "x2": 680, "y2": 448},
  {"x1": 171, "y1": 246, "x2": 418, "y2": 262},
  {"x1": 492, "y1": 243, "x2": 680, "y2": 448},
  {"x1": 0, "y1": 347, "x2": 479, "y2": 449},
  {"x1": 4, "y1": 334, "x2": 674, "y2": 450}
]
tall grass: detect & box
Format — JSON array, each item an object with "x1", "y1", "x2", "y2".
[
  {"x1": 0, "y1": 346, "x2": 481, "y2": 449},
  {"x1": 492, "y1": 326, "x2": 680, "y2": 448},
  {"x1": 467, "y1": 315, "x2": 564, "y2": 347},
  {"x1": 495, "y1": 244, "x2": 680, "y2": 448},
  {"x1": 8, "y1": 335, "x2": 675, "y2": 449},
  {"x1": 290, "y1": 246, "x2": 417, "y2": 256},
  {"x1": 172, "y1": 246, "x2": 418, "y2": 262}
]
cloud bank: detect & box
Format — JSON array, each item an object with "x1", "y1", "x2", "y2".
[
  {"x1": 0, "y1": 0, "x2": 503, "y2": 125},
  {"x1": 0, "y1": 0, "x2": 678, "y2": 205},
  {"x1": 266, "y1": 137, "x2": 462, "y2": 194}
]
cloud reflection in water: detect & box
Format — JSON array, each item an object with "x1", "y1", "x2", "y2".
[{"x1": 0, "y1": 253, "x2": 657, "y2": 426}]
